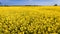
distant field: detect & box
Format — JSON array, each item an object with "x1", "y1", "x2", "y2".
[
  {"x1": 0, "y1": 6, "x2": 60, "y2": 34},
  {"x1": 0, "y1": 6, "x2": 60, "y2": 16}
]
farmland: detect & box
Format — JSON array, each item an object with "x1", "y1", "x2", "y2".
[{"x1": 0, "y1": 6, "x2": 60, "y2": 34}]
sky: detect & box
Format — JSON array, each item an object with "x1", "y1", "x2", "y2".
[{"x1": 0, "y1": 0, "x2": 60, "y2": 5}]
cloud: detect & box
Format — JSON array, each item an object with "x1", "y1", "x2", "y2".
[{"x1": 0, "y1": 0, "x2": 60, "y2": 5}]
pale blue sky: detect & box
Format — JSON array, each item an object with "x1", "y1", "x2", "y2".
[{"x1": 0, "y1": 0, "x2": 60, "y2": 5}]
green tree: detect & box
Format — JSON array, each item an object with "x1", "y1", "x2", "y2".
[{"x1": 54, "y1": 4, "x2": 58, "y2": 6}]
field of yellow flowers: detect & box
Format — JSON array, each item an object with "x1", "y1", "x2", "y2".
[{"x1": 0, "y1": 6, "x2": 60, "y2": 34}]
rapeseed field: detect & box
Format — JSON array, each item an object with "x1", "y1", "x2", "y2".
[{"x1": 0, "y1": 6, "x2": 60, "y2": 34}]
